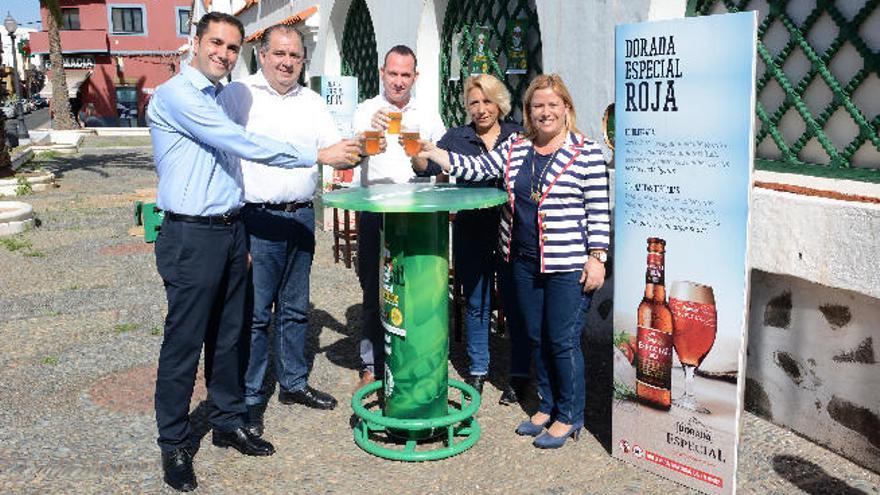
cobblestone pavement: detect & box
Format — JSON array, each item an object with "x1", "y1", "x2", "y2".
[{"x1": 0, "y1": 143, "x2": 878, "y2": 494}]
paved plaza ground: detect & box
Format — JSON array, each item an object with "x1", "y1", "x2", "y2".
[{"x1": 0, "y1": 138, "x2": 878, "y2": 494}]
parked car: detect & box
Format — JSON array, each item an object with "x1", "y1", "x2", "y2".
[{"x1": 30, "y1": 95, "x2": 48, "y2": 108}]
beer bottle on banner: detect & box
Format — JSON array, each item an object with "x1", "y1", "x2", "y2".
[{"x1": 636, "y1": 237, "x2": 674, "y2": 410}]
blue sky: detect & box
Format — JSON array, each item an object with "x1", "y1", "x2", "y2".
[{"x1": 3, "y1": 0, "x2": 43, "y2": 29}]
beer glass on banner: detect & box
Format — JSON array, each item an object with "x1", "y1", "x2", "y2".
[
  {"x1": 669, "y1": 281, "x2": 717, "y2": 413},
  {"x1": 402, "y1": 124, "x2": 421, "y2": 157}
]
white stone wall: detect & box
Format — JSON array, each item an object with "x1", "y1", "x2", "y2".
[{"x1": 747, "y1": 270, "x2": 880, "y2": 473}]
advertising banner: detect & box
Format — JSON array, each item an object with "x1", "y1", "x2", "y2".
[
  {"x1": 469, "y1": 25, "x2": 493, "y2": 75},
  {"x1": 504, "y1": 19, "x2": 528, "y2": 74},
  {"x1": 611, "y1": 12, "x2": 757, "y2": 495},
  {"x1": 311, "y1": 75, "x2": 359, "y2": 187},
  {"x1": 311, "y1": 75, "x2": 358, "y2": 230}
]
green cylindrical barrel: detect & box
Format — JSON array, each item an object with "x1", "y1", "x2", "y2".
[{"x1": 381, "y1": 211, "x2": 448, "y2": 438}]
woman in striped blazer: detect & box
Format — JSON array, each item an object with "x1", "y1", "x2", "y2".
[{"x1": 415, "y1": 74, "x2": 611, "y2": 449}]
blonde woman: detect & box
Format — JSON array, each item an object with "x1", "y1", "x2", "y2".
[
  {"x1": 419, "y1": 74, "x2": 523, "y2": 399},
  {"x1": 414, "y1": 74, "x2": 610, "y2": 449}
]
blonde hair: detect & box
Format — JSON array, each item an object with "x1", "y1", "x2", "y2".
[
  {"x1": 463, "y1": 74, "x2": 512, "y2": 121},
  {"x1": 521, "y1": 74, "x2": 581, "y2": 141}
]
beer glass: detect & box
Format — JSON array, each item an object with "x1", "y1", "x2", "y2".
[
  {"x1": 387, "y1": 110, "x2": 402, "y2": 134},
  {"x1": 402, "y1": 124, "x2": 421, "y2": 157},
  {"x1": 364, "y1": 130, "x2": 382, "y2": 155},
  {"x1": 669, "y1": 281, "x2": 716, "y2": 413}
]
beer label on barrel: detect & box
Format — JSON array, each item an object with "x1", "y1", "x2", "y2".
[
  {"x1": 636, "y1": 325, "x2": 672, "y2": 389},
  {"x1": 381, "y1": 247, "x2": 406, "y2": 337}
]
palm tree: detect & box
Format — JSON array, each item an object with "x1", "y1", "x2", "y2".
[{"x1": 44, "y1": 0, "x2": 77, "y2": 130}]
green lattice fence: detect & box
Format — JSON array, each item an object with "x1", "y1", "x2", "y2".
[
  {"x1": 341, "y1": 0, "x2": 379, "y2": 102},
  {"x1": 440, "y1": 0, "x2": 542, "y2": 127},
  {"x1": 688, "y1": 1, "x2": 880, "y2": 182}
]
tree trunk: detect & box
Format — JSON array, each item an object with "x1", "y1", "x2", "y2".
[
  {"x1": 45, "y1": 0, "x2": 77, "y2": 131},
  {"x1": 0, "y1": 43, "x2": 12, "y2": 177}
]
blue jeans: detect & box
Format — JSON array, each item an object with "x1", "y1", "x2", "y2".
[
  {"x1": 500, "y1": 260, "x2": 532, "y2": 380},
  {"x1": 242, "y1": 204, "x2": 315, "y2": 406},
  {"x1": 453, "y1": 208, "x2": 498, "y2": 376},
  {"x1": 508, "y1": 255, "x2": 591, "y2": 424}
]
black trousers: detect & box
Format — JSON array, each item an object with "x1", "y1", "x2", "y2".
[
  {"x1": 356, "y1": 211, "x2": 384, "y2": 375},
  {"x1": 154, "y1": 216, "x2": 248, "y2": 452}
]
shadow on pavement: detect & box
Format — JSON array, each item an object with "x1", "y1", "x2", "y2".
[
  {"x1": 37, "y1": 150, "x2": 154, "y2": 180},
  {"x1": 314, "y1": 303, "x2": 364, "y2": 372},
  {"x1": 772, "y1": 454, "x2": 869, "y2": 494}
]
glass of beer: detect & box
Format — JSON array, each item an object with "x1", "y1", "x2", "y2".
[
  {"x1": 364, "y1": 130, "x2": 382, "y2": 156},
  {"x1": 387, "y1": 110, "x2": 403, "y2": 134},
  {"x1": 669, "y1": 280, "x2": 717, "y2": 414},
  {"x1": 402, "y1": 124, "x2": 421, "y2": 157}
]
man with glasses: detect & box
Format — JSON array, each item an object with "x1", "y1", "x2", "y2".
[{"x1": 219, "y1": 24, "x2": 372, "y2": 437}]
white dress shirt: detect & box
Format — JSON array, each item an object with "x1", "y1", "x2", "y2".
[
  {"x1": 218, "y1": 71, "x2": 340, "y2": 203},
  {"x1": 352, "y1": 94, "x2": 446, "y2": 186}
]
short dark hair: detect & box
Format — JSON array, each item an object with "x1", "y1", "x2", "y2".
[
  {"x1": 195, "y1": 12, "x2": 244, "y2": 42},
  {"x1": 383, "y1": 45, "x2": 417, "y2": 69},
  {"x1": 260, "y1": 24, "x2": 307, "y2": 58}
]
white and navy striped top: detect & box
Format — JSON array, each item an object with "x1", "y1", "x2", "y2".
[{"x1": 448, "y1": 131, "x2": 611, "y2": 273}]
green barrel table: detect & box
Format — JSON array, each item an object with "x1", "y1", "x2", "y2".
[{"x1": 324, "y1": 183, "x2": 506, "y2": 461}]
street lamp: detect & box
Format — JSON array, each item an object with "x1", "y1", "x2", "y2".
[{"x1": 4, "y1": 12, "x2": 28, "y2": 139}]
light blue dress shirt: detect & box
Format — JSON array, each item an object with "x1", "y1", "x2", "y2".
[{"x1": 148, "y1": 65, "x2": 317, "y2": 216}]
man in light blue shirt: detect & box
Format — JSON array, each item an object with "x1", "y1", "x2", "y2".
[{"x1": 148, "y1": 12, "x2": 361, "y2": 493}]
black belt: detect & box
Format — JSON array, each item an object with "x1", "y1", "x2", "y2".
[
  {"x1": 167, "y1": 211, "x2": 240, "y2": 225},
  {"x1": 252, "y1": 201, "x2": 313, "y2": 212}
]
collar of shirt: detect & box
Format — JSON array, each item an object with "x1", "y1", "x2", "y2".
[
  {"x1": 248, "y1": 70, "x2": 304, "y2": 99},
  {"x1": 378, "y1": 93, "x2": 417, "y2": 113},
  {"x1": 459, "y1": 121, "x2": 522, "y2": 149},
  {"x1": 181, "y1": 64, "x2": 221, "y2": 96}
]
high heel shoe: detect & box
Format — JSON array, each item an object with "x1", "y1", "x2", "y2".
[
  {"x1": 515, "y1": 416, "x2": 551, "y2": 437},
  {"x1": 532, "y1": 420, "x2": 584, "y2": 449}
]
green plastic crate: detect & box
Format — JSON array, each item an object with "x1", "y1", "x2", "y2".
[{"x1": 134, "y1": 201, "x2": 164, "y2": 243}]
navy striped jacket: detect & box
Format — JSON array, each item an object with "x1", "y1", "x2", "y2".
[{"x1": 448, "y1": 131, "x2": 611, "y2": 273}]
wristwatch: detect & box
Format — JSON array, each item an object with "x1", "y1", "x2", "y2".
[{"x1": 589, "y1": 250, "x2": 608, "y2": 263}]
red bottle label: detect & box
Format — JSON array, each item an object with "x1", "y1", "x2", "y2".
[
  {"x1": 636, "y1": 325, "x2": 672, "y2": 390},
  {"x1": 646, "y1": 253, "x2": 664, "y2": 284}
]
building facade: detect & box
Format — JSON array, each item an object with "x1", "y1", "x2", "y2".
[
  {"x1": 1, "y1": 26, "x2": 41, "y2": 98},
  {"x1": 29, "y1": 0, "x2": 193, "y2": 126}
]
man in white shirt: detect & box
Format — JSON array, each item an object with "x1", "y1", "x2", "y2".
[
  {"x1": 352, "y1": 45, "x2": 446, "y2": 389},
  {"x1": 219, "y1": 25, "x2": 364, "y2": 436}
]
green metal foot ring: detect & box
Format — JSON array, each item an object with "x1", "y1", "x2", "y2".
[{"x1": 351, "y1": 379, "x2": 481, "y2": 461}]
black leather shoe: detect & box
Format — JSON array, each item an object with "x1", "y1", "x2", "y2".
[
  {"x1": 499, "y1": 377, "x2": 526, "y2": 406},
  {"x1": 212, "y1": 427, "x2": 275, "y2": 456},
  {"x1": 465, "y1": 374, "x2": 486, "y2": 395},
  {"x1": 278, "y1": 385, "x2": 338, "y2": 410},
  {"x1": 244, "y1": 404, "x2": 265, "y2": 438},
  {"x1": 161, "y1": 448, "x2": 197, "y2": 492}
]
